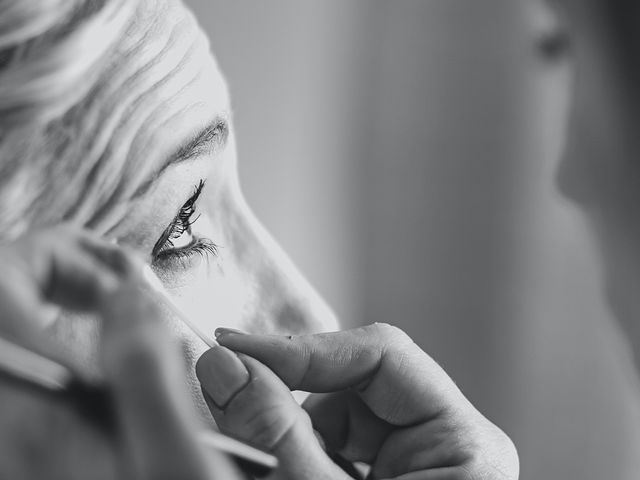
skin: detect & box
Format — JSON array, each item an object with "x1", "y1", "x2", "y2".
[
  {"x1": 0, "y1": 228, "x2": 242, "y2": 479},
  {"x1": 0, "y1": 1, "x2": 519, "y2": 478},
  {"x1": 0, "y1": 228, "x2": 519, "y2": 480},
  {"x1": 47, "y1": 0, "x2": 338, "y2": 415},
  {"x1": 197, "y1": 326, "x2": 519, "y2": 479},
  {"x1": 552, "y1": 0, "x2": 640, "y2": 367}
]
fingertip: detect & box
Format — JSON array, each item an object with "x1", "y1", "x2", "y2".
[
  {"x1": 215, "y1": 330, "x2": 281, "y2": 353},
  {"x1": 197, "y1": 353, "x2": 349, "y2": 477},
  {"x1": 214, "y1": 327, "x2": 247, "y2": 341},
  {"x1": 214, "y1": 331, "x2": 255, "y2": 353}
]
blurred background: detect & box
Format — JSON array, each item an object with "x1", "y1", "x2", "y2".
[{"x1": 187, "y1": 1, "x2": 640, "y2": 479}]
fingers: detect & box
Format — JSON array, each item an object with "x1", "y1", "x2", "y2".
[
  {"x1": 17, "y1": 227, "x2": 133, "y2": 308},
  {"x1": 302, "y1": 391, "x2": 393, "y2": 463},
  {"x1": 100, "y1": 279, "x2": 240, "y2": 480},
  {"x1": 0, "y1": 226, "x2": 244, "y2": 478},
  {"x1": 215, "y1": 323, "x2": 474, "y2": 427},
  {"x1": 0, "y1": 226, "x2": 133, "y2": 345},
  {"x1": 196, "y1": 346, "x2": 350, "y2": 479}
]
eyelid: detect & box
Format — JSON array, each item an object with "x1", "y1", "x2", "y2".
[
  {"x1": 153, "y1": 237, "x2": 220, "y2": 271},
  {"x1": 151, "y1": 180, "x2": 206, "y2": 258},
  {"x1": 132, "y1": 118, "x2": 228, "y2": 201}
]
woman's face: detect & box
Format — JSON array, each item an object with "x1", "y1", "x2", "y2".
[
  {"x1": 52, "y1": 1, "x2": 338, "y2": 415},
  {"x1": 554, "y1": 1, "x2": 640, "y2": 352}
]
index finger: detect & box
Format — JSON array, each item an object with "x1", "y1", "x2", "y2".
[
  {"x1": 215, "y1": 323, "x2": 475, "y2": 427},
  {"x1": 0, "y1": 227, "x2": 129, "y2": 339}
]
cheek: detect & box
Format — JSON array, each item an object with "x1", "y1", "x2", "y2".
[{"x1": 171, "y1": 261, "x2": 249, "y2": 337}]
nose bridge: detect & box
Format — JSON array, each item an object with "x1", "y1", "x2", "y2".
[{"x1": 230, "y1": 199, "x2": 340, "y2": 335}]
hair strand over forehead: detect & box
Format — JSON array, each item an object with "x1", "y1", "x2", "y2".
[
  {"x1": 0, "y1": 0, "x2": 136, "y2": 128},
  {"x1": 0, "y1": 0, "x2": 139, "y2": 238}
]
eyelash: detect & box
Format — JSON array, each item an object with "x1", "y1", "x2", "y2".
[{"x1": 152, "y1": 180, "x2": 219, "y2": 263}]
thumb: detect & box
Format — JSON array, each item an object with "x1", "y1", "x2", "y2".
[
  {"x1": 100, "y1": 277, "x2": 238, "y2": 480},
  {"x1": 196, "y1": 346, "x2": 350, "y2": 480}
]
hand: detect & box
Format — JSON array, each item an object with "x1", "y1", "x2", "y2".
[
  {"x1": 0, "y1": 227, "x2": 243, "y2": 479},
  {"x1": 197, "y1": 324, "x2": 519, "y2": 480},
  {"x1": 0, "y1": 226, "x2": 125, "y2": 343}
]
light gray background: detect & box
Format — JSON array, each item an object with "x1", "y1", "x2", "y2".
[{"x1": 186, "y1": 1, "x2": 640, "y2": 479}]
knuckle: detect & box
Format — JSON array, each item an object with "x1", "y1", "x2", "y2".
[
  {"x1": 242, "y1": 404, "x2": 309, "y2": 452},
  {"x1": 460, "y1": 424, "x2": 519, "y2": 480},
  {"x1": 290, "y1": 343, "x2": 313, "y2": 389},
  {"x1": 487, "y1": 429, "x2": 519, "y2": 480},
  {"x1": 370, "y1": 322, "x2": 412, "y2": 345},
  {"x1": 248, "y1": 407, "x2": 291, "y2": 448}
]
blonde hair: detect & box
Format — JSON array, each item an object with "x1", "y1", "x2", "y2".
[{"x1": 0, "y1": 0, "x2": 140, "y2": 238}]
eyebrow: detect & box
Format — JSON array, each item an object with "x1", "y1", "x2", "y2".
[{"x1": 131, "y1": 116, "x2": 229, "y2": 199}]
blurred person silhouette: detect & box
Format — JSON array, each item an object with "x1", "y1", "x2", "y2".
[
  {"x1": 0, "y1": 1, "x2": 517, "y2": 479},
  {"x1": 552, "y1": 0, "x2": 640, "y2": 371}
]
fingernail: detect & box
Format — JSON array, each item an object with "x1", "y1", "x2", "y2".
[
  {"x1": 214, "y1": 327, "x2": 246, "y2": 338},
  {"x1": 196, "y1": 346, "x2": 250, "y2": 408}
]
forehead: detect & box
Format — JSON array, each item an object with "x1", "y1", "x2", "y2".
[
  {"x1": 111, "y1": 0, "x2": 230, "y2": 180},
  {"x1": 64, "y1": 0, "x2": 230, "y2": 227}
]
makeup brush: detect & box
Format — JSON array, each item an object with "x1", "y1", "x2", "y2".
[{"x1": 140, "y1": 265, "x2": 217, "y2": 348}]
